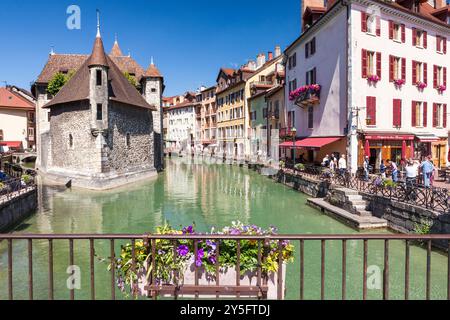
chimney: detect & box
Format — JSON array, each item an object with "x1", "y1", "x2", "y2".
[
  {"x1": 256, "y1": 53, "x2": 266, "y2": 69},
  {"x1": 274, "y1": 46, "x2": 281, "y2": 58},
  {"x1": 247, "y1": 60, "x2": 256, "y2": 70},
  {"x1": 268, "y1": 51, "x2": 273, "y2": 61}
]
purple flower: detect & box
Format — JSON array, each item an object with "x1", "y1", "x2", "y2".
[
  {"x1": 208, "y1": 255, "x2": 217, "y2": 264},
  {"x1": 158, "y1": 249, "x2": 166, "y2": 255},
  {"x1": 206, "y1": 240, "x2": 217, "y2": 251},
  {"x1": 182, "y1": 226, "x2": 194, "y2": 234},
  {"x1": 230, "y1": 228, "x2": 241, "y2": 235},
  {"x1": 177, "y1": 245, "x2": 189, "y2": 256},
  {"x1": 196, "y1": 248, "x2": 204, "y2": 267}
]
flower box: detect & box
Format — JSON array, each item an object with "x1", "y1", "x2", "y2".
[
  {"x1": 136, "y1": 258, "x2": 286, "y2": 299},
  {"x1": 437, "y1": 84, "x2": 446, "y2": 93},
  {"x1": 393, "y1": 79, "x2": 405, "y2": 87},
  {"x1": 416, "y1": 81, "x2": 427, "y2": 90},
  {"x1": 367, "y1": 74, "x2": 380, "y2": 83},
  {"x1": 108, "y1": 222, "x2": 294, "y2": 300},
  {"x1": 289, "y1": 84, "x2": 321, "y2": 107}
]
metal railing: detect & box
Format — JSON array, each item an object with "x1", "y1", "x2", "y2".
[
  {"x1": 0, "y1": 233, "x2": 449, "y2": 300},
  {"x1": 279, "y1": 166, "x2": 450, "y2": 214},
  {"x1": 0, "y1": 178, "x2": 36, "y2": 205}
]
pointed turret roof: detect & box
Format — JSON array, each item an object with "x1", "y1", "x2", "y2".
[
  {"x1": 88, "y1": 36, "x2": 109, "y2": 67},
  {"x1": 143, "y1": 58, "x2": 163, "y2": 78},
  {"x1": 110, "y1": 35, "x2": 124, "y2": 57}
]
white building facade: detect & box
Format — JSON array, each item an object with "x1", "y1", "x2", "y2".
[
  {"x1": 166, "y1": 96, "x2": 197, "y2": 152},
  {"x1": 285, "y1": 0, "x2": 449, "y2": 171}
]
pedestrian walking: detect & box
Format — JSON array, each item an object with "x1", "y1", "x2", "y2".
[
  {"x1": 420, "y1": 156, "x2": 434, "y2": 188},
  {"x1": 388, "y1": 159, "x2": 398, "y2": 183},
  {"x1": 338, "y1": 154, "x2": 347, "y2": 176},
  {"x1": 363, "y1": 156, "x2": 369, "y2": 181}
]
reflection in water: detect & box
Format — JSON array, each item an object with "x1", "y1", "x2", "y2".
[{"x1": 0, "y1": 158, "x2": 448, "y2": 300}]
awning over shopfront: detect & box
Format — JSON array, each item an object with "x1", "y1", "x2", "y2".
[
  {"x1": 279, "y1": 137, "x2": 342, "y2": 150},
  {"x1": 415, "y1": 134, "x2": 440, "y2": 142},
  {"x1": 0, "y1": 141, "x2": 22, "y2": 149}
]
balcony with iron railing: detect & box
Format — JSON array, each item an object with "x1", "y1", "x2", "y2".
[{"x1": 289, "y1": 84, "x2": 321, "y2": 108}]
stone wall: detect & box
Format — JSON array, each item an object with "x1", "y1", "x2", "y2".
[
  {"x1": 0, "y1": 188, "x2": 37, "y2": 232},
  {"x1": 107, "y1": 101, "x2": 155, "y2": 173},
  {"x1": 49, "y1": 101, "x2": 101, "y2": 174},
  {"x1": 272, "y1": 171, "x2": 330, "y2": 198}
]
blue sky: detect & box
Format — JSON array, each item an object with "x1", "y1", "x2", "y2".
[{"x1": 0, "y1": 0, "x2": 300, "y2": 96}]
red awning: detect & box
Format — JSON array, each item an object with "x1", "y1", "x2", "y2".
[
  {"x1": 279, "y1": 137, "x2": 342, "y2": 149},
  {"x1": 0, "y1": 141, "x2": 22, "y2": 148},
  {"x1": 365, "y1": 134, "x2": 415, "y2": 140}
]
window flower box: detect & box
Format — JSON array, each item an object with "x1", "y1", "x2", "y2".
[
  {"x1": 437, "y1": 84, "x2": 446, "y2": 93},
  {"x1": 289, "y1": 84, "x2": 321, "y2": 107},
  {"x1": 107, "y1": 222, "x2": 294, "y2": 300},
  {"x1": 393, "y1": 79, "x2": 405, "y2": 87},
  {"x1": 367, "y1": 74, "x2": 380, "y2": 83},
  {"x1": 416, "y1": 81, "x2": 427, "y2": 90}
]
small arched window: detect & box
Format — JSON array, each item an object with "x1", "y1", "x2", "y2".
[
  {"x1": 126, "y1": 133, "x2": 131, "y2": 148},
  {"x1": 69, "y1": 134, "x2": 74, "y2": 149}
]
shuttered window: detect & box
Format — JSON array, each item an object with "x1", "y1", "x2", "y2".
[
  {"x1": 393, "y1": 99, "x2": 402, "y2": 127},
  {"x1": 366, "y1": 96, "x2": 376, "y2": 126}
]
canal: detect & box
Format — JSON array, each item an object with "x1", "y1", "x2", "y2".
[{"x1": 0, "y1": 158, "x2": 448, "y2": 299}]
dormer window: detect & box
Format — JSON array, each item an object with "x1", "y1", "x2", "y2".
[{"x1": 96, "y1": 70, "x2": 102, "y2": 86}]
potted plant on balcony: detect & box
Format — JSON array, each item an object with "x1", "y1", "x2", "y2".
[
  {"x1": 416, "y1": 81, "x2": 427, "y2": 90},
  {"x1": 393, "y1": 78, "x2": 405, "y2": 88},
  {"x1": 367, "y1": 74, "x2": 380, "y2": 84},
  {"x1": 437, "y1": 84, "x2": 446, "y2": 93},
  {"x1": 106, "y1": 221, "x2": 294, "y2": 299}
]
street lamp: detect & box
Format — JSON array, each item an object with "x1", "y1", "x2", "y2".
[{"x1": 291, "y1": 127, "x2": 297, "y2": 167}]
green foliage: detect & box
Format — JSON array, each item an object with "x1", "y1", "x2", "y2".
[
  {"x1": 123, "y1": 72, "x2": 138, "y2": 90},
  {"x1": 21, "y1": 174, "x2": 32, "y2": 184},
  {"x1": 381, "y1": 179, "x2": 397, "y2": 188},
  {"x1": 0, "y1": 182, "x2": 4, "y2": 190},
  {"x1": 294, "y1": 163, "x2": 305, "y2": 171},
  {"x1": 47, "y1": 70, "x2": 75, "y2": 96},
  {"x1": 414, "y1": 219, "x2": 433, "y2": 235},
  {"x1": 279, "y1": 160, "x2": 285, "y2": 169}
]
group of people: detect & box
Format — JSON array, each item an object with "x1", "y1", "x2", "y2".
[
  {"x1": 322, "y1": 154, "x2": 348, "y2": 175},
  {"x1": 364, "y1": 155, "x2": 437, "y2": 188}
]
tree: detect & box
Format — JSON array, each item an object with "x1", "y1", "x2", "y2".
[
  {"x1": 47, "y1": 70, "x2": 75, "y2": 96},
  {"x1": 123, "y1": 72, "x2": 139, "y2": 90}
]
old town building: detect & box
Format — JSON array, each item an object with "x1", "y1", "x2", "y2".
[
  {"x1": 0, "y1": 86, "x2": 36, "y2": 151},
  {"x1": 34, "y1": 23, "x2": 163, "y2": 189},
  {"x1": 33, "y1": 32, "x2": 164, "y2": 176},
  {"x1": 285, "y1": 0, "x2": 449, "y2": 171},
  {"x1": 196, "y1": 86, "x2": 217, "y2": 151}
]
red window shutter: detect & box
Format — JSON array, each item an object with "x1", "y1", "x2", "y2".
[
  {"x1": 437, "y1": 36, "x2": 441, "y2": 52},
  {"x1": 444, "y1": 38, "x2": 447, "y2": 54},
  {"x1": 376, "y1": 52, "x2": 381, "y2": 79},
  {"x1": 412, "y1": 61, "x2": 417, "y2": 84},
  {"x1": 376, "y1": 16, "x2": 381, "y2": 36},
  {"x1": 444, "y1": 104, "x2": 447, "y2": 128},
  {"x1": 444, "y1": 67, "x2": 447, "y2": 87},
  {"x1": 389, "y1": 55, "x2": 394, "y2": 82},
  {"x1": 401, "y1": 24, "x2": 405, "y2": 43},
  {"x1": 288, "y1": 112, "x2": 291, "y2": 128},
  {"x1": 424, "y1": 63, "x2": 428, "y2": 85},
  {"x1": 412, "y1": 28, "x2": 416, "y2": 46},
  {"x1": 362, "y1": 49, "x2": 367, "y2": 78},
  {"x1": 423, "y1": 31, "x2": 427, "y2": 48},
  {"x1": 305, "y1": 43, "x2": 309, "y2": 58},
  {"x1": 434, "y1": 65, "x2": 438, "y2": 88},
  {"x1": 393, "y1": 99, "x2": 401, "y2": 127},
  {"x1": 412, "y1": 101, "x2": 416, "y2": 127},
  {"x1": 401, "y1": 58, "x2": 406, "y2": 81},
  {"x1": 433, "y1": 103, "x2": 437, "y2": 127},
  {"x1": 367, "y1": 96, "x2": 376, "y2": 125},
  {"x1": 389, "y1": 21, "x2": 393, "y2": 39},
  {"x1": 361, "y1": 12, "x2": 367, "y2": 32},
  {"x1": 423, "y1": 102, "x2": 427, "y2": 127}
]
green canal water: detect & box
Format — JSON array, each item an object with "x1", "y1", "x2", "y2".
[{"x1": 0, "y1": 158, "x2": 448, "y2": 300}]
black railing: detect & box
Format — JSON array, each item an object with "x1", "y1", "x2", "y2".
[
  {"x1": 0, "y1": 234, "x2": 449, "y2": 300},
  {"x1": 0, "y1": 177, "x2": 36, "y2": 205},
  {"x1": 279, "y1": 167, "x2": 450, "y2": 214}
]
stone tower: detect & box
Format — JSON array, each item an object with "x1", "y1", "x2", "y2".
[
  {"x1": 141, "y1": 58, "x2": 164, "y2": 171},
  {"x1": 88, "y1": 19, "x2": 110, "y2": 173}
]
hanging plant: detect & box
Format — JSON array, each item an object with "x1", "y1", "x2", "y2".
[
  {"x1": 437, "y1": 84, "x2": 446, "y2": 93},
  {"x1": 367, "y1": 74, "x2": 380, "y2": 83},
  {"x1": 393, "y1": 79, "x2": 405, "y2": 87},
  {"x1": 416, "y1": 81, "x2": 427, "y2": 90}
]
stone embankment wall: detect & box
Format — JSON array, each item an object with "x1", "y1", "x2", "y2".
[{"x1": 0, "y1": 187, "x2": 37, "y2": 232}]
